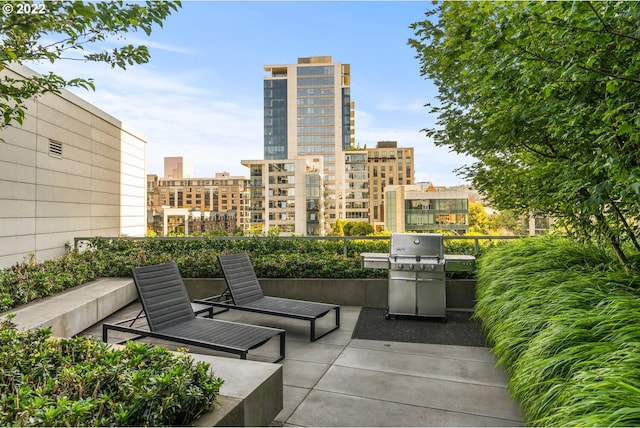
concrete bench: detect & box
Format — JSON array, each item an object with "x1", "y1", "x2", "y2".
[{"x1": 1, "y1": 277, "x2": 137, "y2": 337}]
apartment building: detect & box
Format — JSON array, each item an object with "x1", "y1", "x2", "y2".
[
  {"x1": 242, "y1": 157, "x2": 324, "y2": 235},
  {"x1": 263, "y1": 56, "x2": 354, "y2": 231},
  {"x1": 385, "y1": 184, "x2": 469, "y2": 234},
  {"x1": 147, "y1": 171, "x2": 249, "y2": 235},
  {"x1": 367, "y1": 141, "x2": 414, "y2": 230},
  {"x1": 344, "y1": 150, "x2": 370, "y2": 222},
  {"x1": 0, "y1": 64, "x2": 146, "y2": 268}
]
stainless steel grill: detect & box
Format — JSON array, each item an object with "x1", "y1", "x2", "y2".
[
  {"x1": 387, "y1": 233, "x2": 447, "y2": 320},
  {"x1": 360, "y1": 234, "x2": 476, "y2": 320}
]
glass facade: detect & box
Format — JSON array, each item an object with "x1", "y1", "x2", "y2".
[
  {"x1": 264, "y1": 79, "x2": 288, "y2": 159},
  {"x1": 405, "y1": 198, "x2": 468, "y2": 232},
  {"x1": 342, "y1": 87, "x2": 351, "y2": 150},
  {"x1": 296, "y1": 66, "x2": 336, "y2": 166}
]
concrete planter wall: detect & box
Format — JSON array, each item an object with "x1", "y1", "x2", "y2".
[{"x1": 184, "y1": 278, "x2": 476, "y2": 310}]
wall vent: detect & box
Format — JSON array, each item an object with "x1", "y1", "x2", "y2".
[{"x1": 49, "y1": 140, "x2": 62, "y2": 158}]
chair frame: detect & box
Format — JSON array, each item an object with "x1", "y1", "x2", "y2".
[
  {"x1": 196, "y1": 253, "x2": 340, "y2": 342},
  {"x1": 102, "y1": 262, "x2": 285, "y2": 362}
]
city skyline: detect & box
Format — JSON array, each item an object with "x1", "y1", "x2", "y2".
[{"x1": 29, "y1": 1, "x2": 473, "y2": 186}]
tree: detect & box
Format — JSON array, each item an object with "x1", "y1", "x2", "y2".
[
  {"x1": 329, "y1": 220, "x2": 374, "y2": 236},
  {"x1": 410, "y1": 2, "x2": 640, "y2": 266},
  {"x1": 467, "y1": 201, "x2": 490, "y2": 235},
  {"x1": 344, "y1": 221, "x2": 374, "y2": 236},
  {"x1": 0, "y1": 0, "x2": 181, "y2": 128},
  {"x1": 329, "y1": 219, "x2": 346, "y2": 236},
  {"x1": 491, "y1": 209, "x2": 526, "y2": 236}
]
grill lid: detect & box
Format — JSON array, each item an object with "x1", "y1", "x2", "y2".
[{"x1": 390, "y1": 233, "x2": 443, "y2": 258}]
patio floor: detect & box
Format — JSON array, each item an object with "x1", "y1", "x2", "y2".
[{"x1": 80, "y1": 303, "x2": 523, "y2": 427}]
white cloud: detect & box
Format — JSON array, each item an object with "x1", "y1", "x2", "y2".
[
  {"x1": 25, "y1": 59, "x2": 470, "y2": 186},
  {"x1": 27, "y1": 60, "x2": 263, "y2": 178},
  {"x1": 377, "y1": 100, "x2": 425, "y2": 112}
]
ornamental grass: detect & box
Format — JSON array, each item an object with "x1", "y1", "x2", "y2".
[{"x1": 475, "y1": 236, "x2": 640, "y2": 426}]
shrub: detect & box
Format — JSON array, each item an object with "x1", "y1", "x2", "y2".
[
  {"x1": 0, "y1": 317, "x2": 223, "y2": 426},
  {"x1": 1, "y1": 235, "x2": 493, "y2": 312},
  {"x1": 475, "y1": 236, "x2": 640, "y2": 426}
]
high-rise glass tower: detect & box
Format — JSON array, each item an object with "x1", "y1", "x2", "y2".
[{"x1": 264, "y1": 56, "x2": 354, "y2": 230}]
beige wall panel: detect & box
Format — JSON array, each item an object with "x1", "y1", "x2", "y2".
[
  {"x1": 0, "y1": 217, "x2": 35, "y2": 237},
  {"x1": 91, "y1": 165, "x2": 121, "y2": 181},
  {"x1": 0, "y1": 199, "x2": 35, "y2": 218},
  {"x1": 89, "y1": 204, "x2": 120, "y2": 217},
  {"x1": 36, "y1": 201, "x2": 92, "y2": 218},
  {"x1": 91, "y1": 154, "x2": 120, "y2": 173},
  {"x1": 1, "y1": 142, "x2": 37, "y2": 170},
  {"x1": 120, "y1": 132, "x2": 146, "y2": 156},
  {"x1": 90, "y1": 113, "x2": 121, "y2": 135},
  {"x1": 0, "y1": 235, "x2": 36, "y2": 258},
  {"x1": 32, "y1": 247, "x2": 67, "y2": 263},
  {"x1": 35, "y1": 120, "x2": 89, "y2": 148},
  {"x1": 35, "y1": 231, "x2": 82, "y2": 255},
  {"x1": 0, "y1": 124, "x2": 37, "y2": 149},
  {"x1": 120, "y1": 215, "x2": 144, "y2": 228},
  {"x1": 36, "y1": 217, "x2": 92, "y2": 234},
  {"x1": 120, "y1": 183, "x2": 144, "y2": 198},
  {"x1": 36, "y1": 103, "x2": 93, "y2": 138},
  {"x1": 0, "y1": 181, "x2": 35, "y2": 200},
  {"x1": 36, "y1": 168, "x2": 93, "y2": 191},
  {"x1": 120, "y1": 170, "x2": 145, "y2": 188},
  {"x1": 39, "y1": 92, "x2": 94, "y2": 126},
  {"x1": 0, "y1": 252, "x2": 32, "y2": 266},
  {"x1": 90, "y1": 191, "x2": 120, "y2": 206},
  {"x1": 36, "y1": 185, "x2": 92, "y2": 204},
  {"x1": 38, "y1": 149, "x2": 91, "y2": 180},
  {"x1": 90, "y1": 178, "x2": 120, "y2": 194},
  {"x1": 89, "y1": 216, "x2": 120, "y2": 231},
  {"x1": 119, "y1": 226, "x2": 144, "y2": 236},
  {"x1": 90, "y1": 126, "x2": 120, "y2": 146},
  {"x1": 121, "y1": 194, "x2": 144, "y2": 207},
  {"x1": 91, "y1": 140, "x2": 121, "y2": 160},
  {"x1": 120, "y1": 151, "x2": 145, "y2": 169},
  {"x1": 0, "y1": 159, "x2": 36, "y2": 183}
]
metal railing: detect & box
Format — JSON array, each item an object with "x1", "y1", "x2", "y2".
[{"x1": 74, "y1": 235, "x2": 524, "y2": 257}]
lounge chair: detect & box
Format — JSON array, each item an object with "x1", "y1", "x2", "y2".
[
  {"x1": 196, "y1": 253, "x2": 340, "y2": 342},
  {"x1": 102, "y1": 262, "x2": 285, "y2": 362}
]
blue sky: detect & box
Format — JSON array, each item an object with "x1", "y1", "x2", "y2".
[{"x1": 31, "y1": 1, "x2": 472, "y2": 186}]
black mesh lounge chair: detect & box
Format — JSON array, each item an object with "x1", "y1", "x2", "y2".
[
  {"x1": 196, "y1": 253, "x2": 340, "y2": 342},
  {"x1": 102, "y1": 262, "x2": 285, "y2": 362}
]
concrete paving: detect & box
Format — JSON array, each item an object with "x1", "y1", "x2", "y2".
[{"x1": 82, "y1": 303, "x2": 523, "y2": 427}]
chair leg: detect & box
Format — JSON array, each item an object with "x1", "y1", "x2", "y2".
[
  {"x1": 275, "y1": 331, "x2": 286, "y2": 363},
  {"x1": 310, "y1": 307, "x2": 341, "y2": 342}
]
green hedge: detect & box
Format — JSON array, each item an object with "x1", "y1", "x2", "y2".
[
  {"x1": 0, "y1": 237, "x2": 392, "y2": 312},
  {"x1": 475, "y1": 236, "x2": 640, "y2": 426},
  {"x1": 0, "y1": 317, "x2": 223, "y2": 426},
  {"x1": 0, "y1": 235, "x2": 488, "y2": 312}
]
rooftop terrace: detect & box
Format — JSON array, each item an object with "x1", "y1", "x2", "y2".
[{"x1": 5, "y1": 277, "x2": 522, "y2": 426}]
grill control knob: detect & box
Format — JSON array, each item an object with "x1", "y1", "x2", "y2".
[{"x1": 409, "y1": 264, "x2": 415, "y2": 271}]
